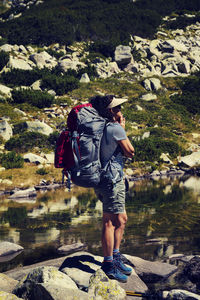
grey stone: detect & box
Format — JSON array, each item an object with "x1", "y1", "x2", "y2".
[
  {"x1": 88, "y1": 268, "x2": 126, "y2": 300},
  {"x1": 26, "y1": 120, "x2": 53, "y2": 136},
  {"x1": 0, "y1": 120, "x2": 13, "y2": 141},
  {"x1": 0, "y1": 291, "x2": 23, "y2": 300},
  {"x1": 7, "y1": 57, "x2": 33, "y2": 70},
  {"x1": 13, "y1": 266, "x2": 78, "y2": 299},
  {"x1": 114, "y1": 45, "x2": 133, "y2": 68},
  {"x1": 80, "y1": 73, "x2": 90, "y2": 83},
  {"x1": 178, "y1": 151, "x2": 200, "y2": 168},
  {"x1": 124, "y1": 254, "x2": 177, "y2": 282},
  {"x1": 140, "y1": 93, "x2": 157, "y2": 101},
  {"x1": 9, "y1": 187, "x2": 37, "y2": 199},
  {"x1": 0, "y1": 84, "x2": 12, "y2": 97},
  {"x1": 0, "y1": 242, "x2": 24, "y2": 257},
  {"x1": 23, "y1": 153, "x2": 47, "y2": 164},
  {"x1": 34, "y1": 283, "x2": 89, "y2": 300},
  {"x1": 0, "y1": 273, "x2": 18, "y2": 293},
  {"x1": 163, "y1": 289, "x2": 200, "y2": 300}
]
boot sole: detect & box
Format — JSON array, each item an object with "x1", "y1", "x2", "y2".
[{"x1": 106, "y1": 273, "x2": 128, "y2": 283}]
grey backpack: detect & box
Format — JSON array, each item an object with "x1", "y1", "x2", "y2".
[{"x1": 65, "y1": 103, "x2": 106, "y2": 188}]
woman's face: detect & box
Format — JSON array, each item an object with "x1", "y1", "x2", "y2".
[{"x1": 110, "y1": 105, "x2": 122, "y2": 121}]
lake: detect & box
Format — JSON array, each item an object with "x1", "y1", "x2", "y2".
[{"x1": 0, "y1": 175, "x2": 200, "y2": 272}]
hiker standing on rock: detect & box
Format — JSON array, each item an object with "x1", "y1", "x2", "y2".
[{"x1": 90, "y1": 95, "x2": 135, "y2": 283}]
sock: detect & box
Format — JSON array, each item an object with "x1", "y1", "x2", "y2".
[
  {"x1": 113, "y1": 249, "x2": 120, "y2": 256},
  {"x1": 103, "y1": 255, "x2": 113, "y2": 262}
]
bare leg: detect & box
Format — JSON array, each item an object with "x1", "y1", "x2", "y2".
[
  {"x1": 102, "y1": 212, "x2": 115, "y2": 257},
  {"x1": 113, "y1": 212, "x2": 127, "y2": 250}
]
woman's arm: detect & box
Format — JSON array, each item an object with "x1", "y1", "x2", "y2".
[{"x1": 118, "y1": 138, "x2": 135, "y2": 158}]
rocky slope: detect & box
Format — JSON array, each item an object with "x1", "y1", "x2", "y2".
[{"x1": 0, "y1": 10, "x2": 200, "y2": 188}]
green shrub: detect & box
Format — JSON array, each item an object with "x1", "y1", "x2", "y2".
[
  {"x1": 171, "y1": 73, "x2": 200, "y2": 114},
  {"x1": 41, "y1": 74, "x2": 79, "y2": 95},
  {"x1": 48, "y1": 131, "x2": 60, "y2": 147},
  {"x1": 88, "y1": 41, "x2": 117, "y2": 58},
  {"x1": 13, "y1": 122, "x2": 28, "y2": 135},
  {"x1": 133, "y1": 136, "x2": 182, "y2": 162},
  {"x1": 36, "y1": 167, "x2": 49, "y2": 175},
  {"x1": 46, "y1": 49, "x2": 65, "y2": 59},
  {"x1": 5, "y1": 132, "x2": 50, "y2": 152},
  {"x1": 0, "y1": 68, "x2": 42, "y2": 86},
  {"x1": 0, "y1": 51, "x2": 9, "y2": 71},
  {"x1": 0, "y1": 151, "x2": 24, "y2": 169},
  {"x1": 12, "y1": 89, "x2": 54, "y2": 108}
]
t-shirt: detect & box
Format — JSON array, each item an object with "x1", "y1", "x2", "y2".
[{"x1": 100, "y1": 122, "x2": 127, "y2": 169}]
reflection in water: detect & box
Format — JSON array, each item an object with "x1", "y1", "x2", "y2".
[{"x1": 0, "y1": 176, "x2": 200, "y2": 271}]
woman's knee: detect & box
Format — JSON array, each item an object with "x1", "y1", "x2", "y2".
[{"x1": 115, "y1": 213, "x2": 127, "y2": 228}]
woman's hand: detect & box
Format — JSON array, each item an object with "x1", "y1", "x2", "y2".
[{"x1": 119, "y1": 114, "x2": 125, "y2": 129}]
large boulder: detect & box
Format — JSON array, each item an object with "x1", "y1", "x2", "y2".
[
  {"x1": 30, "y1": 51, "x2": 57, "y2": 69},
  {"x1": 0, "y1": 273, "x2": 18, "y2": 293},
  {"x1": 0, "y1": 291, "x2": 23, "y2": 300},
  {"x1": 124, "y1": 254, "x2": 177, "y2": 283},
  {"x1": 9, "y1": 187, "x2": 37, "y2": 199},
  {"x1": 0, "y1": 84, "x2": 12, "y2": 98},
  {"x1": 88, "y1": 268, "x2": 126, "y2": 300},
  {"x1": 114, "y1": 45, "x2": 133, "y2": 68},
  {"x1": 0, "y1": 120, "x2": 13, "y2": 141},
  {"x1": 7, "y1": 57, "x2": 33, "y2": 70},
  {"x1": 178, "y1": 151, "x2": 200, "y2": 168},
  {"x1": 0, "y1": 242, "x2": 24, "y2": 258},
  {"x1": 13, "y1": 266, "x2": 78, "y2": 299},
  {"x1": 23, "y1": 153, "x2": 47, "y2": 165},
  {"x1": 26, "y1": 120, "x2": 53, "y2": 136}
]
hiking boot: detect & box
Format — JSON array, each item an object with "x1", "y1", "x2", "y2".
[
  {"x1": 101, "y1": 261, "x2": 128, "y2": 283},
  {"x1": 113, "y1": 253, "x2": 132, "y2": 275}
]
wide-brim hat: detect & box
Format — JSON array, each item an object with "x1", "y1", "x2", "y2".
[{"x1": 107, "y1": 97, "x2": 128, "y2": 108}]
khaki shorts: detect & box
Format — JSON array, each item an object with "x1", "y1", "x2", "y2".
[{"x1": 95, "y1": 179, "x2": 125, "y2": 214}]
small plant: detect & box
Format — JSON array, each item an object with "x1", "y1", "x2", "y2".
[
  {"x1": 0, "y1": 151, "x2": 24, "y2": 169},
  {"x1": 36, "y1": 167, "x2": 49, "y2": 175},
  {"x1": 12, "y1": 89, "x2": 54, "y2": 108},
  {"x1": 5, "y1": 131, "x2": 51, "y2": 152}
]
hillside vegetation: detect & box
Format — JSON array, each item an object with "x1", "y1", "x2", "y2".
[
  {"x1": 0, "y1": 0, "x2": 200, "y2": 46},
  {"x1": 0, "y1": 0, "x2": 200, "y2": 188}
]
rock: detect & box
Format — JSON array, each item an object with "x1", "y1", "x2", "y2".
[
  {"x1": 31, "y1": 79, "x2": 41, "y2": 90},
  {"x1": 0, "y1": 273, "x2": 18, "y2": 293},
  {"x1": 124, "y1": 254, "x2": 177, "y2": 283},
  {"x1": 13, "y1": 108, "x2": 26, "y2": 116},
  {"x1": 125, "y1": 168, "x2": 134, "y2": 176},
  {"x1": 9, "y1": 187, "x2": 37, "y2": 199},
  {"x1": 0, "y1": 242, "x2": 24, "y2": 257},
  {"x1": 80, "y1": 73, "x2": 90, "y2": 83},
  {"x1": 142, "y1": 131, "x2": 150, "y2": 139},
  {"x1": 57, "y1": 243, "x2": 87, "y2": 255},
  {"x1": 114, "y1": 45, "x2": 133, "y2": 68},
  {"x1": 0, "y1": 44, "x2": 13, "y2": 52},
  {"x1": 33, "y1": 283, "x2": 89, "y2": 300},
  {"x1": 88, "y1": 268, "x2": 126, "y2": 300},
  {"x1": 178, "y1": 151, "x2": 200, "y2": 168},
  {"x1": 140, "y1": 93, "x2": 157, "y2": 101},
  {"x1": 43, "y1": 153, "x2": 54, "y2": 164},
  {"x1": 0, "y1": 291, "x2": 23, "y2": 300},
  {"x1": 0, "y1": 84, "x2": 12, "y2": 98},
  {"x1": 160, "y1": 153, "x2": 173, "y2": 164},
  {"x1": 26, "y1": 120, "x2": 53, "y2": 136},
  {"x1": 30, "y1": 51, "x2": 56, "y2": 69},
  {"x1": 163, "y1": 289, "x2": 200, "y2": 300},
  {"x1": 183, "y1": 177, "x2": 200, "y2": 193},
  {"x1": 13, "y1": 266, "x2": 78, "y2": 299},
  {"x1": 60, "y1": 252, "x2": 102, "y2": 290},
  {"x1": 7, "y1": 57, "x2": 33, "y2": 70},
  {"x1": 0, "y1": 120, "x2": 13, "y2": 141},
  {"x1": 23, "y1": 153, "x2": 47, "y2": 164}
]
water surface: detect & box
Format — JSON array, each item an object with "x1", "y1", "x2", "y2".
[{"x1": 0, "y1": 175, "x2": 200, "y2": 272}]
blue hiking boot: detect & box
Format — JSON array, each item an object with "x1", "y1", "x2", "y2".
[
  {"x1": 101, "y1": 261, "x2": 128, "y2": 283},
  {"x1": 114, "y1": 253, "x2": 132, "y2": 275}
]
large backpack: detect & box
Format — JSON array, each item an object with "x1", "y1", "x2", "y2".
[{"x1": 54, "y1": 103, "x2": 106, "y2": 189}]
